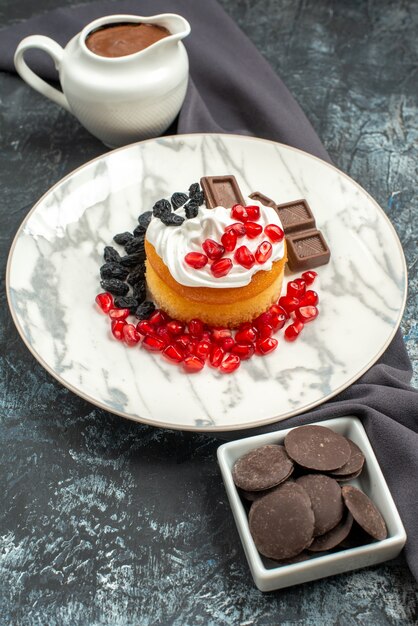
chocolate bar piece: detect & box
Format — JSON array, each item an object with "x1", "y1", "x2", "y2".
[
  {"x1": 286, "y1": 229, "x2": 330, "y2": 271},
  {"x1": 274, "y1": 199, "x2": 316, "y2": 234},
  {"x1": 249, "y1": 191, "x2": 277, "y2": 209},
  {"x1": 200, "y1": 175, "x2": 245, "y2": 209}
]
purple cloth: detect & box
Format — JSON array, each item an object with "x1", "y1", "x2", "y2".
[{"x1": 1, "y1": 0, "x2": 417, "y2": 580}]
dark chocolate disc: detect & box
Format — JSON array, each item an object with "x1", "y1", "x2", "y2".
[
  {"x1": 232, "y1": 444, "x2": 293, "y2": 492},
  {"x1": 339, "y1": 521, "x2": 373, "y2": 549},
  {"x1": 330, "y1": 439, "x2": 365, "y2": 477},
  {"x1": 238, "y1": 481, "x2": 288, "y2": 502},
  {"x1": 297, "y1": 474, "x2": 344, "y2": 536},
  {"x1": 331, "y1": 467, "x2": 363, "y2": 482},
  {"x1": 269, "y1": 551, "x2": 311, "y2": 567},
  {"x1": 249, "y1": 482, "x2": 314, "y2": 560},
  {"x1": 284, "y1": 425, "x2": 351, "y2": 471},
  {"x1": 341, "y1": 485, "x2": 387, "y2": 540},
  {"x1": 308, "y1": 512, "x2": 353, "y2": 552}
]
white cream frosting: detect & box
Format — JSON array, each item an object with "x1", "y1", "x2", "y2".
[{"x1": 146, "y1": 198, "x2": 285, "y2": 289}]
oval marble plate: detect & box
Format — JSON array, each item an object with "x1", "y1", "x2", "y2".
[{"x1": 6, "y1": 134, "x2": 406, "y2": 431}]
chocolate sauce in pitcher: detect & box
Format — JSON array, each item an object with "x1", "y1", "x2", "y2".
[{"x1": 86, "y1": 23, "x2": 170, "y2": 57}]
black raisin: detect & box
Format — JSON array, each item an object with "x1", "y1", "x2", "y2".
[
  {"x1": 100, "y1": 279, "x2": 129, "y2": 296},
  {"x1": 127, "y1": 264, "x2": 146, "y2": 286},
  {"x1": 132, "y1": 282, "x2": 146, "y2": 303},
  {"x1": 188, "y1": 182, "x2": 200, "y2": 196},
  {"x1": 161, "y1": 212, "x2": 185, "y2": 226},
  {"x1": 100, "y1": 262, "x2": 129, "y2": 280},
  {"x1": 190, "y1": 190, "x2": 205, "y2": 206},
  {"x1": 135, "y1": 301, "x2": 155, "y2": 319},
  {"x1": 171, "y1": 192, "x2": 189, "y2": 209},
  {"x1": 103, "y1": 246, "x2": 121, "y2": 263},
  {"x1": 114, "y1": 296, "x2": 139, "y2": 313},
  {"x1": 113, "y1": 231, "x2": 134, "y2": 246},
  {"x1": 124, "y1": 237, "x2": 145, "y2": 255},
  {"x1": 152, "y1": 199, "x2": 171, "y2": 218},
  {"x1": 133, "y1": 224, "x2": 147, "y2": 238},
  {"x1": 185, "y1": 202, "x2": 199, "y2": 219},
  {"x1": 138, "y1": 210, "x2": 153, "y2": 229},
  {"x1": 120, "y1": 253, "x2": 146, "y2": 268}
]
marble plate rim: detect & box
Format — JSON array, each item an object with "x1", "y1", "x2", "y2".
[{"x1": 6, "y1": 133, "x2": 408, "y2": 432}]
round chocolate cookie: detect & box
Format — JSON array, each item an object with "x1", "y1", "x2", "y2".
[
  {"x1": 330, "y1": 439, "x2": 365, "y2": 477},
  {"x1": 249, "y1": 482, "x2": 314, "y2": 560},
  {"x1": 284, "y1": 425, "x2": 351, "y2": 471},
  {"x1": 342, "y1": 485, "x2": 387, "y2": 540},
  {"x1": 232, "y1": 444, "x2": 293, "y2": 492},
  {"x1": 308, "y1": 512, "x2": 353, "y2": 552},
  {"x1": 297, "y1": 474, "x2": 344, "y2": 536}
]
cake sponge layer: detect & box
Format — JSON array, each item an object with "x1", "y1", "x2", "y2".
[{"x1": 146, "y1": 261, "x2": 284, "y2": 328}]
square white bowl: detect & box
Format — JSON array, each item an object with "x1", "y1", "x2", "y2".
[{"x1": 217, "y1": 416, "x2": 406, "y2": 592}]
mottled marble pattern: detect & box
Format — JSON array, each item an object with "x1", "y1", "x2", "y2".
[
  {"x1": 7, "y1": 135, "x2": 406, "y2": 429},
  {"x1": 1, "y1": 0, "x2": 417, "y2": 625}
]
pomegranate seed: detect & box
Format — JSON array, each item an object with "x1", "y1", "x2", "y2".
[
  {"x1": 136, "y1": 320, "x2": 156, "y2": 336},
  {"x1": 294, "y1": 305, "x2": 319, "y2": 323},
  {"x1": 235, "y1": 326, "x2": 257, "y2": 343},
  {"x1": 245, "y1": 205, "x2": 261, "y2": 220},
  {"x1": 264, "y1": 224, "x2": 284, "y2": 243},
  {"x1": 202, "y1": 239, "x2": 225, "y2": 261},
  {"x1": 258, "y1": 323, "x2": 274, "y2": 340},
  {"x1": 255, "y1": 241, "x2": 273, "y2": 264},
  {"x1": 231, "y1": 343, "x2": 255, "y2": 360},
  {"x1": 301, "y1": 270, "x2": 317, "y2": 286},
  {"x1": 142, "y1": 335, "x2": 166, "y2": 351},
  {"x1": 300, "y1": 290, "x2": 319, "y2": 306},
  {"x1": 245, "y1": 221, "x2": 263, "y2": 238},
  {"x1": 211, "y1": 258, "x2": 233, "y2": 278},
  {"x1": 109, "y1": 308, "x2": 130, "y2": 320},
  {"x1": 194, "y1": 340, "x2": 211, "y2": 360},
  {"x1": 279, "y1": 295, "x2": 300, "y2": 313},
  {"x1": 225, "y1": 222, "x2": 246, "y2": 237},
  {"x1": 221, "y1": 230, "x2": 238, "y2": 252},
  {"x1": 269, "y1": 303, "x2": 288, "y2": 319},
  {"x1": 176, "y1": 334, "x2": 192, "y2": 351},
  {"x1": 231, "y1": 204, "x2": 249, "y2": 222},
  {"x1": 212, "y1": 328, "x2": 232, "y2": 343},
  {"x1": 219, "y1": 353, "x2": 241, "y2": 373},
  {"x1": 111, "y1": 319, "x2": 126, "y2": 341},
  {"x1": 288, "y1": 278, "x2": 306, "y2": 298},
  {"x1": 202, "y1": 330, "x2": 212, "y2": 342},
  {"x1": 183, "y1": 355, "x2": 205, "y2": 373},
  {"x1": 221, "y1": 336, "x2": 235, "y2": 351},
  {"x1": 156, "y1": 326, "x2": 171, "y2": 344},
  {"x1": 166, "y1": 320, "x2": 185, "y2": 336},
  {"x1": 187, "y1": 338, "x2": 199, "y2": 355},
  {"x1": 209, "y1": 345, "x2": 225, "y2": 368},
  {"x1": 149, "y1": 310, "x2": 168, "y2": 326},
  {"x1": 163, "y1": 344, "x2": 184, "y2": 363},
  {"x1": 253, "y1": 311, "x2": 273, "y2": 330},
  {"x1": 284, "y1": 321, "x2": 304, "y2": 342},
  {"x1": 256, "y1": 337, "x2": 278, "y2": 355},
  {"x1": 234, "y1": 245, "x2": 255, "y2": 269},
  {"x1": 270, "y1": 312, "x2": 287, "y2": 331},
  {"x1": 188, "y1": 318, "x2": 205, "y2": 338},
  {"x1": 184, "y1": 252, "x2": 208, "y2": 269},
  {"x1": 123, "y1": 323, "x2": 141, "y2": 346},
  {"x1": 96, "y1": 292, "x2": 113, "y2": 313}
]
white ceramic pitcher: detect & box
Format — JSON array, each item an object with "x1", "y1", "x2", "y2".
[{"x1": 14, "y1": 14, "x2": 191, "y2": 147}]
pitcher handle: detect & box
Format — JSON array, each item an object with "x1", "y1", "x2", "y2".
[{"x1": 14, "y1": 35, "x2": 71, "y2": 112}]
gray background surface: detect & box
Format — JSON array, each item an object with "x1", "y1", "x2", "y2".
[{"x1": 0, "y1": 0, "x2": 417, "y2": 624}]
